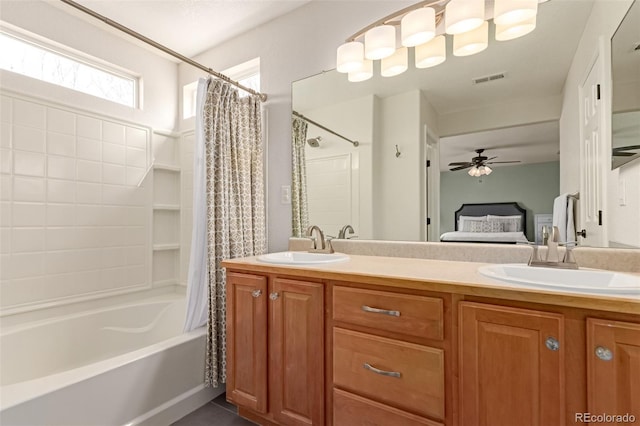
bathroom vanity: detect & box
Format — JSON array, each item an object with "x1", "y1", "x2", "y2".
[{"x1": 221, "y1": 255, "x2": 640, "y2": 426}]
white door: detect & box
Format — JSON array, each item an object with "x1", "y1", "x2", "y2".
[
  {"x1": 424, "y1": 126, "x2": 440, "y2": 242},
  {"x1": 579, "y1": 56, "x2": 607, "y2": 247}
]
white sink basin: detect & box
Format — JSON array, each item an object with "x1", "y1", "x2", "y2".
[
  {"x1": 257, "y1": 251, "x2": 349, "y2": 265},
  {"x1": 478, "y1": 264, "x2": 640, "y2": 295}
]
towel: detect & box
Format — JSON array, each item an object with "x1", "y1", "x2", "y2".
[
  {"x1": 552, "y1": 193, "x2": 574, "y2": 243},
  {"x1": 566, "y1": 196, "x2": 576, "y2": 244}
]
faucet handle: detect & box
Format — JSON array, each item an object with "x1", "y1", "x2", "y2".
[
  {"x1": 517, "y1": 241, "x2": 540, "y2": 265},
  {"x1": 559, "y1": 241, "x2": 578, "y2": 266}
]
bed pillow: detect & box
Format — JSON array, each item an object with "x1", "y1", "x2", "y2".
[
  {"x1": 487, "y1": 214, "x2": 522, "y2": 232},
  {"x1": 470, "y1": 220, "x2": 505, "y2": 233},
  {"x1": 458, "y1": 215, "x2": 487, "y2": 231}
]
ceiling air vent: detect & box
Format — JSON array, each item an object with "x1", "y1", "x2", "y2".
[{"x1": 472, "y1": 72, "x2": 507, "y2": 85}]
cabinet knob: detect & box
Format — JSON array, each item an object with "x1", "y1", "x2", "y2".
[
  {"x1": 595, "y1": 346, "x2": 613, "y2": 361},
  {"x1": 251, "y1": 289, "x2": 262, "y2": 298},
  {"x1": 269, "y1": 292, "x2": 279, "y2": 301},
  {"x1": 545, "y1": 337, "x2": 560, "y2": 351}
]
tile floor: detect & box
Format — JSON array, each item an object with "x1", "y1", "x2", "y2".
[{"x1": 172, "y1": 393, "x2": 256, "y2": 426}]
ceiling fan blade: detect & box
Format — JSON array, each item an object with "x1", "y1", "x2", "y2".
[
  {"x1": 450, "y1": 164, "x2": 473, "y2": 171},
  {"x1": 485, "y1": 156, "x2": 498, "y2": 161},
  {"x1": 448, "y1": 161, "x2": 472, "y2": 165},
  {"x1": 486, "y1": 160, "x2": 521, "y2": 164},
  {"x1": 612, "y1": 152, "x2": 636, "y2": 157}
]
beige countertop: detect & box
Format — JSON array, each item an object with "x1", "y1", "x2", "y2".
[{"x1": 222, "y1": 253, "x2": 640, "y2": 314}]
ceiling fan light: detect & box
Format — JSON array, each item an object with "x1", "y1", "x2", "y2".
[
  {"x1": 401, "y1": 7, "x2": 436, "y2": 47},
  {"x1": 365, "y1": 25, "x2": 396, "y2": 60},
  {"x1": 415, "y1": 35, "x2": 446, "y2": 68},
  {"x1": 484, "y1": 165, "x2": 492, "y2": 175},
  {"x1": 453, "y1": 21, "x2": 488, "y2": 56},
  {"x1": 336, "y1": 41, "x2": 364, "y2": 73},
  {"x1": 381, "y1": 47, "x2": 408, "y2": 77},
  {"x1": 348, "y1": 59, "x2": 373, "y2": 82},
  {"x1": 445, "y1": 0, "x2": 485, "y2": 35},
  {"x1": 494, "y1": 0, "x2": 538, "y2": 26},
  {"x1": 495, "y1": 16, "x2": 536, "y2": 41}
]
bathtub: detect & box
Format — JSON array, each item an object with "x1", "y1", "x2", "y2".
[{"x1": 0, "y1": 292, "x2": 220, "y2": 426}]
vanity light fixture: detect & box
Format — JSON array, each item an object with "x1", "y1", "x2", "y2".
[{"x1": 336, "y1": 0, "x2": 544, "y2": 81}]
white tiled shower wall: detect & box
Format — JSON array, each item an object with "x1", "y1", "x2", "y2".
[{"x1": 0, "y1": 93, "x2": 153, "y2": 314}]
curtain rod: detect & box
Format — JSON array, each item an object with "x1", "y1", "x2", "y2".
[
  {"x1": 292, "y1": 111, "x2": 359, "y2": 147},
  {"x1": 59, "y1": 0, "x2": 267, "y2": 102}
]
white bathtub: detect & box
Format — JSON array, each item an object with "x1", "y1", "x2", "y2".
[{"x1": 0, "y1": 293, "x2": 220, "y2": 426}]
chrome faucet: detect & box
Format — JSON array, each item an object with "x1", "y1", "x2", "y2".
[
  {"x1": 306, "y1": 225, "x2": 334, "y2": 254},
  {"x1": 338, "y1": 224, "x2": 357, "y2": 239},
  {"x1": 528, "y1": 226, "x2": 578, "y2": 269}
]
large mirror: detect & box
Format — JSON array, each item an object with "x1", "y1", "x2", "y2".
[
  {"x1": 611, "y1": 0, "x2": 640, "y2": 169},
  {"x1": 292, "y1": 0, "x2": 640, "y2": 248}
]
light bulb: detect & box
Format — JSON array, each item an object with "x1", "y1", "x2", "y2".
[
  {"x1": 336, "y1": 41, "x2": 364, "y2": 73},
  {"x1": 365, "y1": 25, "x2": 396, "y2": 60},
  {"x1": 381, "y1": 47, "x2": 408, "y2": 77},
  {"x1": 484, "y1": 165, "x2": 492, "y2": 175},
  {"x1": 401, "y1": 7, "x2": 436, "y2": 47},
  {"x1": 495, "y1": 16, "x2": 536, "y2": 41},
  {"x1": 453, "y1": 21, "x2": 488, "y2": 56},
  {"x1": 445, "y1": 0, "x2": 485, "y2": 35},
  {"x1": 348, "y1": 60, "x2": 373, "y2": 82},
  {"x1": 415, "y1": 36, "x2": 446, "y2": 68},
  {"x1": 494, "y1": 0, "x2": 537, "y2": 26}
]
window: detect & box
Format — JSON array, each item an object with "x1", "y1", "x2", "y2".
[
  {"x1": 182, "y1": 57, "x2": 260, "y2": 119},
  {"x1": 0, "y1": 30, "x2": 139, "y2": 108}
]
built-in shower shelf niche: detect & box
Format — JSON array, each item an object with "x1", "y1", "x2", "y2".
[
  {"x1": 152, "y1": 249, "x2": 179, "y2": 287},
  {"x1": 153, "y1": 168, "x2": 180, "y2": 206},
  {"x1": 153, "y1": 163, "x2": 181, "y2": 172},
  {"x1": 150, "y1": 131, "x2": 181, "y2": 288},
  {"x1": 153, "y1": 204, "x2": 180, "y2": 210},
  {"x1": 153, "y1": 209, "x2": 180, "y2": 247},
  {"x1": 153, "y1": 244, "x2": 180, "y2": 251}
]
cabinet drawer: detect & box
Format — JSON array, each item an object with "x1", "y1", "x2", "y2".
[
  {"x1": 333, "y1": 328, "x2": 445, "y2": 420},
  {"x1": 334, "y1": 388, "x2": 443, "y2": 426},
  {"x1": 333, "y1": 286, "x2": 444, "y2": 340}
]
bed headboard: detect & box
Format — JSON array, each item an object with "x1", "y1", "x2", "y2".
[{"x1": 454, "y1": 202, "x2": 527, "y2": 234}]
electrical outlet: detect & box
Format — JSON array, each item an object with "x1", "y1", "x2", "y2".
[{"x1": 281, "y1": 185, "x2": 291, "y2": 204}]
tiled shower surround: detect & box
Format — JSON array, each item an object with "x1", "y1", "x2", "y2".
[{"x1": 0, "y1": 93, "x2": 153, "y2": 314}]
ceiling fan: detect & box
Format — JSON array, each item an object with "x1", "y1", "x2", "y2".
[{"x1": 448, "y1": 148, "x2": 521, "y2": 171}]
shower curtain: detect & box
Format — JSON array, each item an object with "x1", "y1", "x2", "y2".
[
  {"x1": 185, "y1": 77, "x2": 266, "y2": 387},
  {"x1": 291, "y1": 116, "x2": 309, "y2": 237},
  {"x1": 184, "y1": 78, "x2": 210, "y2": 333}
]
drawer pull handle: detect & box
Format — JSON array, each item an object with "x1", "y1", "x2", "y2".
[
  {"x1": 363, "y1": 363, "x2": 401, "y2": 378},
  {"x1": 361, "y1": 305, "x2": 400, "y2": 317}
]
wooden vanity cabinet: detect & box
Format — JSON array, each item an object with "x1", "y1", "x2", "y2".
[
  {"x1": 223, "y1": 262, "x2": 640, "y2": 426},
  {"x1": 586, "y1": 318, "x2": 640, "y2": 421},
  {"x1": 459, "y1": 302, "x2": 565, "y2": 426},
  {"x1": 226, "y1": 272, "x2": 325, "y2": 426}
]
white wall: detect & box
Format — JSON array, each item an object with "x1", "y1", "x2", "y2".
[
  {"x1": 0, "y1": 1, "x2": 180, "y2": 314},
  {"x1": 559, "y1": 0, "x2": 637, "y2": 247},
  {"x1": 559, "y1": 0, "x2": 633, "y2": 194},
  {"x1": 178, "y1": 0, "x2": 413, "y2": 251},
  {"x1": 375, "y1": 90, "x2": 423, "y2": 241}
]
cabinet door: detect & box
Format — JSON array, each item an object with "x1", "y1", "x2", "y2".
[
  {"x1": 270, "y1": 278, "x2": 324, "y2": 425},
  {"x1": 226, "y1": 272, "x2": 268, "y2": 413},
  {"x1": 459, "y1": 302, "x2": 564, "y2": 426},
  {"x1": 587, "y1": 318, "x2": 640, "y2": 421}
]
